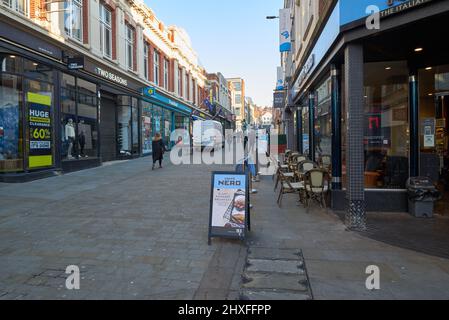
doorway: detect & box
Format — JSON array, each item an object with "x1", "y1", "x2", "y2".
[{"x1": 99, "y1": 91, "x2": 117, "y2": 162}]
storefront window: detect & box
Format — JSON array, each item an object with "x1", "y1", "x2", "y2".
[
  {"x1": 142, "y1": 101, "x2": 152, "y2": 154},
  {"x1": 153, "y1": 105, "x2": 162, "y2": 138},
  {"x1": 302, "y1": 107, "x2": 309, "y2": 155},
  {"x1": 117, "y1": 96, "x2": 138, "y2": 157},
  {"x1": 132, "y1": 98, "x2": 139, "y2": 155},
  {"x1": 0, "y1": 53, "x2": 21, "y2": 73},
  {"x1": 61, "y1": 74, "x2": 98, "y2": 160},
  {"x1": 364, "y1": 61, "x2": 409, "y2": 189},
  {"x1": 0, "y1": 73, "x2": 23, "y2": 172},
  {"x1": 117, "y1": 105, "x2": 132, "y2": 156},
  {"x1": 23, "y1": 59, "x2": 53, "y2": 83},
  {"x1": 61, "y1": 73, "x2": 77, "y2": 160},
  {"x1": 164, "y1": 109, "x2": 172, "y2": 149},
  {"x1": 418, "y1": 64, "x2": 449, "y2": 183},
  {"x1": 77, "y1": 79, "x2": 98, "y2": 158},
  {"x1": 175, "y1": 113, "x2": 190, "y2": 146},
  {"x1": 316, "y1": 77, "x2": 332, "y2": 159}
]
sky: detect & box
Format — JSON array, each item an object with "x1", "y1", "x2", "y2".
[{"x1": 144, "y1": 0, "x2": 283, "y2": 107}]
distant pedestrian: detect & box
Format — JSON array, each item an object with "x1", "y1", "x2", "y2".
[{"x1": 152, "y1": 132, "x2": 166, "y2": 170}]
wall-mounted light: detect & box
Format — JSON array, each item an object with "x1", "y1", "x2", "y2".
[
  {"x1": 414, "y1": 48, "x2": 424, "y2": 52},
  {"x1": 425, "y1": 67, "x2": 432, "y2": 71}
]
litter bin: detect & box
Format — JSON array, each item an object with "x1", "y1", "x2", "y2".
[{"x1": 407, "y1": 177, "x2": 440, "y2": 218}]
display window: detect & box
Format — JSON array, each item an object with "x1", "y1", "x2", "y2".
[
  {"x1": 61, "y1": 73, "x2": 98, "y2": 161},
  {"x1": 0, "y1": 53, "x2": 55, "y2": 172},
  {"x1": 363, "y1": 61, "x2": 410, "y2": 189},
  {"x1": 141, "y1": 101, "x2": 152, "y2": 155}
]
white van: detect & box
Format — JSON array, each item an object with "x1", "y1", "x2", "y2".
[{"x1": 193, "y1": 120, "x2": 223, "y2": 150}]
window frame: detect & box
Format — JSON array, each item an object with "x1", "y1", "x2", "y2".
[
  {"x1": 153, "y1": 50, "x2": 160, "y2": 86},
  {"x1": 99, "y1": 3, "x2": 112, "y2": 59},
  {"x1": 125, "y1": 24, "x2": 134, "y2": 71},
  {"x1": 143, "y1": 43, "x2": 149, "y2": 80},
  {"x1": 64, "y1": 0, "x2": 83, "y2": 42}
]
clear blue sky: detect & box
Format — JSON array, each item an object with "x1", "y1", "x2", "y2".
[{"x1": 144, "y1": 0, "x2": 283, "y2": 107}]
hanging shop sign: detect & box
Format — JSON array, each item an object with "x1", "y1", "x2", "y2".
[
  {"x1": 27, "y1": 92, "x2": 53, "y2": 169},
  {"x1": 273, "y1": 91, "x2": 286, "y2": 109},
  {"x1": 67, "y1": 56, "x2": 84, "y2": 70},
  {"x1": 279, "y1": 8, "x2": 292, "y2": 52},
  {"x1": 208, "y1": 172, "x2": 249, "y2": 244},
  {"x1": 276, "y1": 66, "x2": 285, "y2": 90}
]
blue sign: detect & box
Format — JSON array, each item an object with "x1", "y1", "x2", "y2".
[
  {"x1": 339, "y1": 0, "x2": 433, "y2": 26},
  {"x1": 142, "y1": 88, "x2": 192, "y2": 115},
  {"x1": 142, "y1": 86, "x2": 156, "y2": 97}
]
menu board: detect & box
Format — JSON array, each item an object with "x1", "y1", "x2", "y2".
[{"x1": 208, "y1": 172, "x2": 248, "y2": 244}]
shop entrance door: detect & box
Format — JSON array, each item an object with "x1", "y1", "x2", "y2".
[
  {"x1": 435, "y1": 94, "x2": 449, "y2": 215},
  {"x1": 99, "y1": 92, "x2": 117, "y2": 162}
]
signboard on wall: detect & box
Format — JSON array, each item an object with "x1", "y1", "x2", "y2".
[
  {"x1": 27, "y1": 92, "x2": 53, "y2": 169},
  {"x1": 208, "y1": 172, "x2": 248, "y2": 244}
]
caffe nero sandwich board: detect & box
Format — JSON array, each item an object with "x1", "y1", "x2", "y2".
[{"x1": 208, "y1": 172, "x2": 249, "y2": 245}]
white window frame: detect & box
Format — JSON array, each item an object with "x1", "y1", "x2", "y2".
[
  {"x1": 178, "y1": 68, "x2": 182, "y2": 96},
  {"x1": 2, "y1": 0, "x2": 28, "y2": 16},
  {"x1": 64, "y1": 0, "x2": 83, "y2": 42},
  {"x1": 99, "y1": 3, "x2": 112, "y2": 59},
  {"x1": 143, "y1": 43, "x2": 149, "y2": 80},
  {"x1": 125, "y1": 24, "x2": 134, "y2": 71},
  {"x1": 153, "y1": 51, "x2": 160, "y2": 85},
  {"x1": 163, "y1": 59, "x2": 169, "y2": 89}
]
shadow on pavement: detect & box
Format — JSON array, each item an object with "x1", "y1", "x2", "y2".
[{"x1": 335, "y1": 211, "x2": 449, "y2": 260}]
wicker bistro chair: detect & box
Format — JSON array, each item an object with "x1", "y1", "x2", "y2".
[
  {"x1": 277, "y1": 171, "x2": 305, "y2": 208},
  {"x1": 320, "y1": 154, "x2": 332, "y2": 174},
  {"x1": 296, "y1": 160, "x2": 319, "y2": 181},
  {"x1": 303, "y1": 169, "x2": 330, "y2": 208}
]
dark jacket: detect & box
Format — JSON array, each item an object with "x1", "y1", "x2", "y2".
[{"x1": 152, "y1": 137, "x2": 166, "y2": 161}]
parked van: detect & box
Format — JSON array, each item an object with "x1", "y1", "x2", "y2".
[{"x1": 193, "y1": 120, "x2": 223, "y2": 150}]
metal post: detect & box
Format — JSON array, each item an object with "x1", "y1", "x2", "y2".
[
  {"x1": 331, "y1": 65, "x2": 342, "y2": 190},
  {"x1": 409, "y1": 74, "x2": 419, "y2": 177},
  {"x1": 309, "y1": 93, "x2": 315, "y2": 162},
  {"x1": 344, "y1": 43, "x2": 366, "y2": 231}
]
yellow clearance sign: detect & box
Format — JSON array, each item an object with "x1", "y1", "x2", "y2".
[{"x1": 27, "y1": 92, "x2": 53, "y2": 169}]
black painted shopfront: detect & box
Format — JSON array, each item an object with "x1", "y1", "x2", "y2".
[
  {"x1": 0, "y1": 19, "x2": 195, "y2": 182},
  {"x1": 289, "y1": 0, "x2": 449, "y2": 215}
]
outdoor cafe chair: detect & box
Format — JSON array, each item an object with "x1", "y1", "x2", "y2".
[
  {"x1": 277, "y1": 171, "x2": 305, "y2": 208},
  {"x1": 296, "y1": 160, "x2": 319, "y2": 181},
  {"x1": 303, "y1": 169, "x2": 330, "y2": 209}
]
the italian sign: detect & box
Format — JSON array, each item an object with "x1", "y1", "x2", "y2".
[
  {"x1": 27, "y1": 92, "x2": 52, "y2": 169},
  {"x1": 208, "y1": 172, "x2": 248, "y2": 244}
]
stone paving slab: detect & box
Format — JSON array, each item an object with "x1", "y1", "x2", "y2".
[
  {"x1": 246, "y1": 259, "x2": 305, "y2": 275},
  {"x1": 240, "y1": 290, "x2": 311, "y2": 301},
  {"x1": 242, "y1": 272, "x2": 308, "y2": 291},
  {"x1": 248, "y1": 247, "x2": 301, "y2": 261}
]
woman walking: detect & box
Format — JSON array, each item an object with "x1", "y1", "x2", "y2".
[{"x1": 152, "y1": 132, "x2": 166, "y2": 170}]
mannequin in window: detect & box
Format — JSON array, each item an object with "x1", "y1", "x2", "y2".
[{"x1": 65, "y1": 118, "x2": 75, "y2": 160}]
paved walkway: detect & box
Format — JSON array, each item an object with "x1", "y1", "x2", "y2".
[
  {"x1": 249, "y1": 175, "x2": 449, "y2": 300},
  {"x1": 2, "y1": 157, "x2": 449, "y2": 300},
  {"x1": 0, "y1": 158, "x2": 243, "y2": 300}
]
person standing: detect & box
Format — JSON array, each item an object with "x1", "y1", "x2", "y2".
[{"x1": 152, "y1": 132, "x2": 166, "y2": 170}]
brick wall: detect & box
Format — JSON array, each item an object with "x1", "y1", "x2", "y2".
[{"x1": 83, "y1": 0, "x2": 89, "y2": 44}]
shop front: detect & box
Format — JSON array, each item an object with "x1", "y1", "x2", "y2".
[
  {"x1": 0, "y1": 17, "x2": 194, "y2": 181},
  {"x1": 290, "y1": 0, "x2": 449, "y2": 214},
  {"x1": 141, "y1": 88, "x2": 192, "y2": 151}
]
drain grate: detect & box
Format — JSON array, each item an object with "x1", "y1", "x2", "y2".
[{"x1": 239, "y1": 247, "x2": 313, "y2": 300}]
